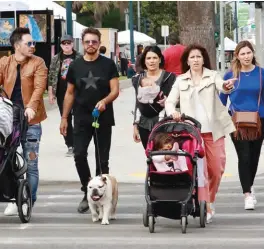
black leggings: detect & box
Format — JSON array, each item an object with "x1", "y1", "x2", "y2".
[
  {"x1": 231, "y1": 119, "x2": 264, "y2": 193},
  {"x1": 138, "y1": 126, "x2": 151, "y2": 149}
]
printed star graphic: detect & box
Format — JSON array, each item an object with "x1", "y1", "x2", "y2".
[{"x1": 80, "y1": 71, "x2": 100, "y2": 91}]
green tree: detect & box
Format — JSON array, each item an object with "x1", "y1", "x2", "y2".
[
  {"x1": 138, "y1": 1, "x2": 178, "y2": 44},
  {"x1": 55, "y1": 1, "x2": 112, "y2": 28},
  {"x1": 215, "y1": 2, "x2": 235, "y2": 40}
]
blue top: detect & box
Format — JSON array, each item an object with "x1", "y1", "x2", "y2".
[{"x1": 219, "y1": 66, "x2": 264, "y2": 117}]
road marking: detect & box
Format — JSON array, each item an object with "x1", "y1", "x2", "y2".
[{"x1": 19, "y1": 224, "x2": 30, "y2": 230}]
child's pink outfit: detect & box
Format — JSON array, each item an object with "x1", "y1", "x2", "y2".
[{"x1": 152, "y1": 142, "x2": 188, "y2": 172}]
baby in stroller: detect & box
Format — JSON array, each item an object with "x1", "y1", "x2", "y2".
[{"x1": 152, "y1": 133, "x2": 188, "y2": 173}]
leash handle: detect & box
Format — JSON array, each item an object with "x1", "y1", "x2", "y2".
[{"x1": 92, "y1": 108, "x2": 102, "y2": 176}]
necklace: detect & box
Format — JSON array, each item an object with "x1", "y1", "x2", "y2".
[
  {"x1": 241, "y1": 65, "x2": 255, "y2": 77},
  {"x1": 243, "y1": 72, "x2": 251, "y2": 77}
]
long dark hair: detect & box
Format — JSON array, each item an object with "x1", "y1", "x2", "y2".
[
  {"x1": 140, "y1": 45, "x2": 165, "y2": 70},
  {"x1": 181, "y1": 44, "x2": 212, "y2": 73}
]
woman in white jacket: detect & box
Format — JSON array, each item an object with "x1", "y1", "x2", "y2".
[{"x1": 165, "y1": 44, "x2": 236, "y2": 223}]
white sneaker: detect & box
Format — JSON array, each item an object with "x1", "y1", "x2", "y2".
[
  {"x1": 251, "y1": 187, "x2": 257, "y2": 205},
  {"x1": 206, "y1": 212, "x2": 213, "y2": 224},
  {"x1": 210, "y1": 203, "x2": 215, "y2": 217},
  {"x1": 244, "y1": 196, "x2": 255, "y2": 210},
  {"x1": 4, "y1": 203, "x2": 18, "y2": 216}
]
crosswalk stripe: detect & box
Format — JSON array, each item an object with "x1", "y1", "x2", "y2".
[
  {"x1": 0, "y1": 212, "x2": 263, "y2": 219},
  {"x1": 0, "y1": 237, "x2": 264, "y2": 245}
]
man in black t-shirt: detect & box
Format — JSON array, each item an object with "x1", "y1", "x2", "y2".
[
  {"x1": 48, "y1": 35, "x2": 82, "y2": 156},
  {"x1": 60, "y1": 27, "x2": 119, "y2": 213}
]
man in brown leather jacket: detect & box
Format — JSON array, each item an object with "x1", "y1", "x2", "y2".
[{"x1": 0, "y1": 27, "x2": 47, "y2": 215}]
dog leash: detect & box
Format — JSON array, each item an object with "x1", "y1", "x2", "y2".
[{"x1": 92, "y1": 108, "x2": 103, "y2": 176}]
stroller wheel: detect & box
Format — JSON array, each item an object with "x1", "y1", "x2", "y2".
[
  {"x1": 199, "y1": 200, "x2": 206, "y2": 228},
  {"x1": 181, "y1": 216, "x2": 187, "y2": 234},
  {"x1": 142, "y1": 205, "x2": 149, "y2": 227},
  {"x1": 148, "y1": 216, "x2": 155, "y2": 233},
  {"x1": 17, "y1": 180, "x2": 32, "y2": 223}
]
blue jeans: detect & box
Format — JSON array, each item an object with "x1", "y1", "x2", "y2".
[{"x1": 21, "y1": 124, "x2": 42, "y2": 204}]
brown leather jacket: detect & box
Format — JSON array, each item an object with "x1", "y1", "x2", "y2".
[{"x1": 0, "y1": 54, "x2": 48, "y2": 125}]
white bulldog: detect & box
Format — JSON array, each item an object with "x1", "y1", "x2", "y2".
[{"x1": 87, "y1": 174, "x2": 118, "y2": 225}]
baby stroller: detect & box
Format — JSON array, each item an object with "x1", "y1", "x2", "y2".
[
  {"x1": 143, "y1": 114, "x2": 206, "y2": 233},
  {"x1": 0, "y1": 88, "x2": 32, "y2": 223}
]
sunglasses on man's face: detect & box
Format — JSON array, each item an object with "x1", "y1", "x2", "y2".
[
  {"x1": 26, "y1": 41, "x2": 36, "y2": 47},
  {"x1": 84, "y1": 40, "x2": 99, "y2": 46},
  {"x1": 61, "y1": 41, "x2": 72, "y2": 45}
]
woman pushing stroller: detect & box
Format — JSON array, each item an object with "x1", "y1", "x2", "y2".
[{"x1": 165, "y1": 44, "x2": 236, "y2": 223}]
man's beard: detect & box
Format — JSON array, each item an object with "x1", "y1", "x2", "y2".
[{"x1": 86, "y1": 48, "x2": 98, "y2": 55}]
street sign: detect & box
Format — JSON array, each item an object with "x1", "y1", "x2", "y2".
[
  {"x1": 251, "y1": 24, "x2": 256, "y2": 29},
  {"x1": 161, "y1": 25, "x2": 169, "y2": 37}
]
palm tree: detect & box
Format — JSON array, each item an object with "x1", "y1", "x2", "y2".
[
  {"x1": 93, "y1": 2, "x2": 111, "y2": 28},
  {"x1": 114, "y1": 1, "x2": 129, "y2": 21},
  {"x1": 61, "y1": 1, "x2": 128, "y2": 28},
  {"x1": 177, "y1": 1, "x2": 216, "y2": 68}
]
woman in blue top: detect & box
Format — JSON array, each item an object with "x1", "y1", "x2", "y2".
[{"x1": 220, "y1": 40, "x2": 264, "y2": 211}]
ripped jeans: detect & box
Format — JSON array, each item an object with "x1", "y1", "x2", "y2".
[{"x1": 21, "y1": 124, "x2": 42, "y2": 204}]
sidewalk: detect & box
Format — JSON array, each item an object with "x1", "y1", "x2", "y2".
[{"x1": 39, "y1": 80, "x2": 264, "y2": 183}]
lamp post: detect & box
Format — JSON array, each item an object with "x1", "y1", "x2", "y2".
[
  {"x1": 66, "y1": 1, "x2": 73, "y2": 36},
  {"x1": 129, "y1": 0, "x2": 135, "y2": 63},
  {"x1": 220, "y1": 1, "x2": 225, "y2": 75}
]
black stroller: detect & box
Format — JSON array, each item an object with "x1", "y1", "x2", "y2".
[
  {"x1": 143, "y1": 115, "x2": 207, "y2": 233},
  {"x1": 0, "y1": 88, "x2": 32, "y2": 223}
]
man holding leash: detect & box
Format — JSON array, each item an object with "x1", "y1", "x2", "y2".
[
  {"x1": 60, "y1": 27, "x2": 119, "y2": 213},
  {"x1": 0, "y1": 27, "x2": 48, "y2": 215}
]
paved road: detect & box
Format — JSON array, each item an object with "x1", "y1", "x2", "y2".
[{"x1": 0, "y1": 175, "x2": 264, "y2": 248}]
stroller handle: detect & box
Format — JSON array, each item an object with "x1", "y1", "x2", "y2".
[
  {"x1": 150, "y1": 150, "x2": 194, "y2": 161},
  {"x1": 162, "y1": 113, "x2": 201, "y2": 130}
]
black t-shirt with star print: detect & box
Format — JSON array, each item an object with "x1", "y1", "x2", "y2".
[{"x1": 66, "y1": 55, "x2": 119, "y2": 126}]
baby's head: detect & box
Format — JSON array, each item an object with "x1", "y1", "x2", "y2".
[
  {"x1": 141, "y1": 77, "x2": 155, "y2": 87},
  {"x1": 153, "y1": 133, "x2": 175, "y2": 151}
]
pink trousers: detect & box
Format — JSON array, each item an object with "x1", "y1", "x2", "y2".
[{"x1": 200, "y1": 133, "x2": 226, "y2": 203}]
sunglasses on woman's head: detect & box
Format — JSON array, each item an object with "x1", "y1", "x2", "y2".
[
  {"x1": 61, "y1": 41, "x2": 72, "y2": 45},
  {"x1": 26, "y1": 41, "x2": 36, "y2": 47},
  {"x1": 84, "y1": 40, "x2": 99, "y2": 45}
]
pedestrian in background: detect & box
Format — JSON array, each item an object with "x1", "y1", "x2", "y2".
[
  {"x1": 48, "y1": 34, "x2": 81, "y2": 156},
  {"x1": 163, "y1": 32, "x2": 185, "y2": 76}
]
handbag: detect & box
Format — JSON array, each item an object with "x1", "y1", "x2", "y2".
[{"x1": 232, "y1": 68, "x2": 262, "y2": 140}]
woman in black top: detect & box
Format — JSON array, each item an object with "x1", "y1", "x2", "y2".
[{"x1": 132, "y1": 45, "x2": 176, "y2": 149}]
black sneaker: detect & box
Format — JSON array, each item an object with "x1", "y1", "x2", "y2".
[{"x1": 77, "y1": 197, "x2": 89, "y2": 213}]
